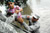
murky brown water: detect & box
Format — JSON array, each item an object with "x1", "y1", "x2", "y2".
[{"x1": 23, "y1": 5, "x2": 32, "y2": 15}]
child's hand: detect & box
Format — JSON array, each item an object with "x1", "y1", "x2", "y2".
[{"x1": 15, "y1": 10, "x2": 19, "y2": 14}]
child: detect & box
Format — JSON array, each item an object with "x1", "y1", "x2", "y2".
[{"x1": 6, "y1": 0, "x2": 24, "y2": 23}]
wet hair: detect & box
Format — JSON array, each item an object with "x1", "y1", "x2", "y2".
[
  {"x1": 5, "y1": 0, "x2": 14, "y2": 2},
  {"x1": 5, "y1": 0, "x2": 14, "y2": 6}
]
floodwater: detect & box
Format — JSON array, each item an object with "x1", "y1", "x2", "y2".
[{"x1": 29, "y1": 0, "x2": 50, "y2": 33}]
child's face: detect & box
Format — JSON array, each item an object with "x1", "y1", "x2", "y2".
[{"x1": 8, "y1": 2, "x2": 14, "y2": 9}]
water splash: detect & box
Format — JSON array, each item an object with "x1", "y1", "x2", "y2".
[{"x1": 0, "y1": 20, "x2": 18, "y2": 33}]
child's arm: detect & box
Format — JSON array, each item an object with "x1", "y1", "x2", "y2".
[
  {"x1": 19, "y1": 8, "x2": 23, "y2": 12},
  {"x1": 15, "y1": 8, "x2": 23, "y2": 14},
  {"x1": 15, "y1": 6, "x2": 23, "y2": 13}
]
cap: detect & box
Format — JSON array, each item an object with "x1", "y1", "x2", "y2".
[{"x1": 33, "y1": 14, "x2": 40, "y2": 19}]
